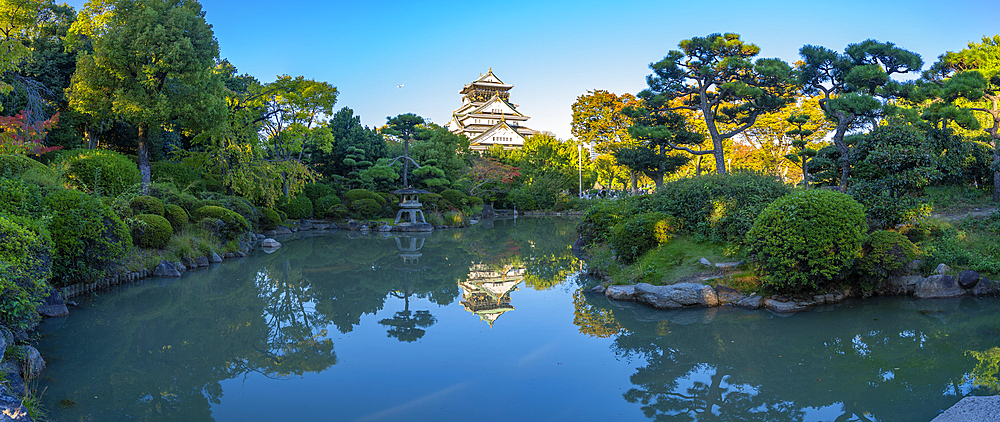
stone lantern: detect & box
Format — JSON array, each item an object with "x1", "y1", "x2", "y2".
[{"x1": 391, "y1": 188, "x2": 433, "y2": 232}]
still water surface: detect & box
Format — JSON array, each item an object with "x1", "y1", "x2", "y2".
[{"x1": 35, "y1": 217, "x2": 1000, "y2": 421}]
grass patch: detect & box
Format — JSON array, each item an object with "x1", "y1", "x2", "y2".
[
  {"x1": 910, "y1": 213, "x2": 1000, "y2": 279},
  {"x1": 925, "y1": 186, "x2": 995, "y2": 215},
  {"x1": 587, "y1": 235, "x2": 744, "y2": 286}
]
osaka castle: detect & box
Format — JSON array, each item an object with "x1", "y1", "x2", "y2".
[{"x1": 446, "y1": 69, "x2": 537, "y2": 151}]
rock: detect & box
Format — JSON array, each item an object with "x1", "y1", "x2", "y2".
[
  {"x1": 605, "y1": 285, "x2": 637, "y2": 301},
  {"x1": 173, "y1": 261, "x2": 186, "y2": 272},
  {"x1": 906, "y1": 259, "x2": 923, "y2": 272},
  {"x1": 887, "y1": 275, "x2": 924, "y2": 295},
  {"x1": 195, "y1": 256, "x2": 209, "y2": 267},
  {"x1": 234, "y1": 251, "x2": 246, "y2": 258},
  {"x1": 393, "y1": 222, "x2": 434, "y2": 232},
  {"x1": 957, "y1": 270, "x2": 982, "y2": 289},
  {"x1": 0, "y1": 362, "x2": 24, "y2": 397},
  {"x1": 208, "y1": 252, "x2": 223, "y2": 263},
  {"x1": 275, "y1": 226, "x2": 293, "y2": 235},
  {"x1": 262, "y1": 229, "x2": 277, "y2": 237},
  {"x1": 181, "y1": 256, "x2": 196, "y2": 269},
  {"x1": 914, "y1": 275, "x2": 964, "y2": 298},
  {"x1": 735, "y1": 294, "x2": 764, "y2": 309},
  {"x1": 634, "y1": 283, "x2": 719, "y2": 309},
  {"x1": 36, "y1": 286, "x2": 69, "y2": 318},
  {"x1": 0, "y1": 328, "x2": 12, "y2": 348},
  {"x1": 298, "y1": 223, "x2": 312, "y2": 231},
  {"x1": 714, "y1": 261, "x2": 743, "y2": 269},
  {"x1": 0, "y1": 386, "x2": 30, "y2": 421},
  {"x1": 261, "y1": 238, "x2": 282, "y2": 248},
  {"x1": 378, "y1": 225, "x2": 392, "y2": 232},
  {"x1": 152, "y1": 261, "x2": 181, "y2": 278},
  {"x1": 360, "y1": 225, "x2": 371, "y2": 232},
  {"x1": 931, "y1": 394, "x2": 1000, "y2": 422},
  {"x1": 764, "y1": 298, "x2": 812, "y2": 313},
  {"x1": 698, "y1": 258, "x2": 712, "y2": 267},
  {"x1": 224, "y1": 252, "x2": 236, "y2": 259},
  {"x1": 971, "y1": 278, "x2": 999, "y2": 297},
  {"x1": 348, "y1": 221, "x2": 361, "y2": 231},
  {"x1": 934, "y1": 263, "x2": 952, "y2": 275},
  {"x1": 589, "y1": 285, "x2": 606, "y2": 294},
  {"x1": 715, "y1": 286, "x2": 746, "y2": 304},
  {"x1": 16, "y1": 346, "x2": 44, "y2": 379}
]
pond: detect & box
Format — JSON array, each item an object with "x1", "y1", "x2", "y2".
[{"x1": 35, "y1": 217, "x2": 1000, "y2": 422}]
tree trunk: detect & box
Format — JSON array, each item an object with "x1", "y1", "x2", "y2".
[
  {"x1": 86, "y1": 126, "x2": 98, "y2": 149},
  {"x1": 803, "y1": 158, "x2": 810, "y2": 190},
  {"x1": 831, "y1": 115, "x2": 854, "y2": 192},
  {"x1": 695, "y1": 156, "x2": 703, "y2": 176},
  {"x1": 629, "y1": 170, "x2": 637, "y2": 194},
  {"x1": 137, "y1": 124, "x2": 151, "y2": 194},
  {"x1": 993, "y1": 148, "x2": 999, "y2": 202}
]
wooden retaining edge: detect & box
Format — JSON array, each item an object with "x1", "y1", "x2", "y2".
[{"x1": 59, "y1": 268, "x2": 151, "y2": 300}]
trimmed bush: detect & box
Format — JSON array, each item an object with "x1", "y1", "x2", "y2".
[
  {"x1": 0, "y1": 214, "x2": 51, "y2": 330},
  {"x1": 609, "y1": 212, "x2": 677, "y2": 264},
  {"x1": 302, "y1": 183, "x2": 335, "y2": 203},
  {"x1": 61, "y1": 149, "x2": 140, "y2": 197},
  {"x1": 45, "y1": 189, "x2": 132, "y2": 284},
  {"x1": 314, "y1": 195, "x2": 341, "y2": 219},
  {"x1": 131, "y1": 214, "x2": 173, "y2": 249},
  {"x1": 278, "y1": 196, "x2": 313, "y2": 219},
  {"x1": 418, "y1": 193, "x2": 446, "y2": 212},
  {"x1": 260, "y1": 208, "x2": 281, "y2": 230},
  {"x1": 647, "y1": 172, "x2": 791, "y2": 243},
  {"x1": 223, "y1": 196, "x2": 262, "y2": 229},
  {"x1": 0, "y1": 154, "x2": 50, "y2": 178},
  {"x1": 193, "y1": 199, "x2": 223, "y2": 211},
  {"x1": 192, "y1": 206, "x2": 251, "y2": 241},
  {"x1": 151, "y1": 160, "x2": 204, "y2": 192},
  {"x1": 351, "y1": 198, "x2": 382, "y2": 219},
  {"x1": 440, "y1": 189, "x2": 467, "y2": 208},
  {"x1": 130, "y1": 195, "x2": 165, "y2": 216},
  {"x1": 578, "y1": 199, "x2": 627, "y2": 244},
  {"x1": 746, "y1": 189, "x2": 867, "y2": 293},
  {"x1": 164, "y1": 204, "x2": 189, "y2": 231},
  {"x1": 345, "y1": 189, "x2": 386, "y2": 207},
  {"x1": 857, "y1": 230, "x2": 920, "y2": 286},
  {"x1": 0, "y1": 177, "x2": 50, "y2": 218}
]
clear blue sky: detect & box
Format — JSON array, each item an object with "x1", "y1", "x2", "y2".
[{"x1": 63, "y1": 0, "x2": 1000, "y2": 139}]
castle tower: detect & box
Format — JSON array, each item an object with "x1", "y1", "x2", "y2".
[{"x1": 446, "y1": 69, "x2": 537, "y2": 151}]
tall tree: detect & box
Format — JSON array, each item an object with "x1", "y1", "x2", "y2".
[
  {"x1": 797, "y1": 39, "x2": 923, "y2": 190},
  {"x1": 619, "y1": 107, "x2": 699, "y2": 189},
  {"x1": 311, "y1": 107, "x2": 386, "y2": 182},
  {"x1": 383, "y1": 113, "x2": 424, "y2": 188},
  {"x1": 67, "y1": 0, "x2": 226, "y2": 193},
  {"x1": 571, "y1": 90, "x2": 641, "y2": 191},
  {"x1": 922, "y1": 35, "x2": 1000, "y2": 201},
  {"x1": 639, "y1": 33, "x2": 794, "y2": 175}
]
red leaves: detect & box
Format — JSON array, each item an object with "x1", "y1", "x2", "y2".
[{"x1": 0, "y1": 110, "x2": 61, "y2": 156}]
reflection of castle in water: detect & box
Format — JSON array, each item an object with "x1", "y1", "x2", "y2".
[{"x1": 460, "y1": 264, "x2": 525, "y2": 327}]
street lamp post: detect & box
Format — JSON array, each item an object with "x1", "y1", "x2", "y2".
[{"x1": 578, "y1": 143, "x2": 583, "y2": 197}]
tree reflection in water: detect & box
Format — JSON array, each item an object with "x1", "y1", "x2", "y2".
[{"x1": 575, "y1": 291, "x2": 1000, "y2": 422}]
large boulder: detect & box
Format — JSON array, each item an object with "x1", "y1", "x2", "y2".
[
  {"x1": 152, "y1": 261, "x2": 181, "y2": 278},
  {"x1": 275, "y1": 226, "x2": 293, "y2": 235},
  {"x1": 15, "y1": 346, "x2": 44, "y2": 380},
  {"x1": 886, "y1": 275, "x2": 924, "y2": 295},
  {"x1": 714, "y1": 286, "x2": 746, "y2": 305},
  {"x1": 208, "y1": 252, "x2": 223, "y2": 264},
  {"x1": 605, "y1": 285, "x2": 637, "y2": 301},
  {"x1": 0, "y1": 361, "x2": 24, "y2": 397},
  {"x1": 971, "y1": 278, "x2": 999, "y2": 297},
  {"x1": 36, "y1": 286, "x2": 69, "y2": 318},
  {"x1": 634, "y1": 283, "x2": 719, "y2": 309},
  {"x1": 914, "y1": 275, "x2": 964, "y2": 299},
  {"x1": 194, "y1": 256, "x2": 209, "y2": 267},
  {"x1": 0, "y1": 386, "x2": 30, "y2": 421},
  {"x1": 957, "y1": 270, "x2": 982, "y2": 289},
  {"x1": 764, "y1": 298, "x2": 812, "y2": 313},
  {"x1": 261, "y1": 238, "x2": 282, "y2": 248}
]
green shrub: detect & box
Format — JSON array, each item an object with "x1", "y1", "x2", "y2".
[
  {"x1": 260, "y1": 208, "x2": 281, "y2": 230},
  {"x1": 0, "y1": 215, "x2": 51, "y2": 330},
  {"x1": 151, "y1": 160, "x2": 204, "y2": 192},
  {"x1": 648, "y1": 171, "x2": 791, "y2": 243},
  {"x1": 328, "y1": 204, "x2": 349, "y2": 220},
  {"x1": 857, "y1": 230, "x2": 920, "y2": 286},
  {"x1": 440, "y1": 189, "x2": 467, "y2": 208},
  {"x1": 191, "y1": 206, "x2": 251, "y2": 241},
  {"x1": 746, "y1": 189, "x2": 867, "y2": 293},
  {"x1": 193, "y1": 199, "x2": 223, "y2": 211},
  {"x1": 278, "y1": 196, "x2": 313, "y2": 219},
  {"x1": 609, "y1": 212, "x2": 677, "y2": 264},
  {"x1": 466, "y1": 196, "x2": 484, "y2": 211},
  {"x1": 45, "y1": 189, "x2": 132, "y2": 284},
  {"x1": 222, "y1": 196, "x2": 261, "y2": 229},
  {"x1": 131, "y1": 214, "x2": 173, "y2": 249},
  {"x1": 129, "y1": 195, "x2": 164, "y2": 216},
  {"x1": 443, "y1": 210, "x2": 465, "y2": 226},
  {"x1": 578, "y1": 199, "x2": 627, "y2": 244},
  {"x1": 163, "y1": 204, "x2": 189, "y2": 231},
  {"x1": 0, "y1": 154, "x2": 50, "y2": 178},
  {"x1": 61, "y1": 149, "x2": 140, "y2": 197},
  {"x1": 345, "y1": 189, "x2": 386, "y2": 207},
  {"x1": 418, "y1": 193, "x2": 446, "y2": 212},
  {"x1": 302, "y1": 183, "x2": 335, "y2": 203},
  {"x1": 314, "y1": 195, "x2": 341, "y2": 219},
  {"x1": 849, "y1": 180, "x2": 932, "y2": 230},
  {"x1": 0, "y1": 178, "x2": 50, "y2": 218},
  {"x1": 351, "y1": 198, "x2": 382, "y2": 219}
]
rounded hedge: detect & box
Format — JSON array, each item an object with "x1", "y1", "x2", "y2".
[
  {"x1": 260, "y1": 207, "x2": 281, "y2": 230},
  {"x1": 0, "y1": 154, "x2": 51, "y2": 178},
  {"x1": 440, "y1": 189, "x2": 467, "y2": 208},
  {"x1": 0, "y1": 177, "x2": 50, "y2": 218},
  {"x1": 164, "y1": 204, "x2": 189, "y2": 231},
  {"x1": 0, "y1": 215, "x2": 51, "y2": 330},
  {"x1": 351, "y1": 198, "x2": 382, "y2": 219},
  {"x1": 193, "y1": 199, "x2": 223, "y2": 211},
  {"x1": 857, "y1": 230, "x2": 920, "y2": 283},
  {"x1": 278, "y1": 196, "x2": 314, "y2": 219},
  {"x1": 609, "y1": 212, "x2": 677, "y2": 264},
  {"x1": 302, "y1": 183, "x2": 335, "y2": 203},
  {"x1": 62, "y1": 149, "x2": 140, "y2": 197},
  {"x1": 130, "y1": 195, "x2": 164, "y2": 216},
  {"x1": 223, "y1": 196, "x2": 262, "y2": 229},
  {"x1": 314, "y1": 195, "x2": 341, "y2": 219},
  {"x1": 344, "y1": 189, "x2": 386, "y2": 207},
  {"x1": 578, "y1": 199, "x2": 627, "y2": 244},
  {"x1": 45, "y1": 189, "x2": 132, "y2": 284},
  {"x1": 192, "y1": 205, "x2": 251, "y2": 241},
  {"x1": 131, "y1": 214, "x2": 173, "y2": 249},
  {"x1": 746, "y1": 189, "x2": 867, "y2": 293}
]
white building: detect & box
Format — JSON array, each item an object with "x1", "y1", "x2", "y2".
[{"x1": 446, "y1": 69, "x2": 537, "y2": 151}]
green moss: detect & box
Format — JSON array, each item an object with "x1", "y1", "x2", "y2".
[
  {"x1": 130, "y1": 195, "x2": 164, "y2": 216},
  {"x1": 131, "y1": 214, "x2": 173, "y2": 249},
  {"x1": 746, "y1": 189, "x2": 867, "y2": 293},
  {"x1": 191, "y1": 205, "x2": 250, "y2": 241},
  {"x1": 61, "y1": 149, "x2": 140, "y2": 197},
  {"x1": 163, "y1": 204, "x2": 189, "y2": 231},
  {"x1": 45, "y1": 189, "x2": 131, "y2": 285}
]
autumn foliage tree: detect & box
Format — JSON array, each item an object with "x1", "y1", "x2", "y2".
[{"x1": 0, "y1": 110, "x2": 60, "y2": 155}]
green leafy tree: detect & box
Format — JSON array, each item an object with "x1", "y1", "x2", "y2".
[
  {"x1": 383, "y1": 113, "x2": 424, "y2": 188},
  {"x1": 797, "y1": 39, "x2": 923, "y2": 190},
  {"x1": 410, "y1": 124, "x2": 470, "y2": 191},
  {"x1": 67, "y1": 0, "x2": 226, "y2": 193},
  {"x1": 312, "y1": 107, "x2": 386, "y2": 182},
  {"x1": 620, "y1": 107, "x2": 700, "y2": 189},
  {"x1": 640, "y1": 33, "x2": 794, "y2": 175},
  {"x1": 784, "y1": 113, "x2": 818, "y2": 188},
  {"x1": 571, "y1": 90, "x2": 640, "y2": 191}
]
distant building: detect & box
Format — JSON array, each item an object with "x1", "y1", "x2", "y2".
[{"x1": 446, "y1": 69, "x2": 537, "y2": 151}]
